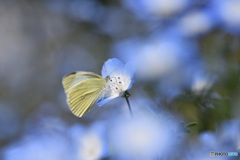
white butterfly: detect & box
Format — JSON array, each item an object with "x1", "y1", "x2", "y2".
[{"x1": 62, "y1": 58, "x2": 135, "y2": 117}]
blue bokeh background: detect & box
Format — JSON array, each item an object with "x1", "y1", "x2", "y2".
[{"x1": 0, "y1": 0, "x2": 240, "y2": 159}]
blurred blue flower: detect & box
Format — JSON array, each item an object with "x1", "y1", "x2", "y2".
[
  {"x1": 112, "y1": 35, "x2": 202, "y2": 98},
  {"x1": 108, "y1": 109, "x2": 181, "y2": 159},
  {"x1": 68, "y1": 122, "x2": 108, "y2": 160},
  {"x1": 3, "y1": 117, "x2": 71, "y2": 160},
  {"x1": 183, "y1": 119, "x2": 240, "y2": 160},
  {"x1": 3, "y1": 116, "x2": 108, "y2": 160},
  {"x1": 122, "y1": 0, "x2": 190, "y2": 19},
  {"x1": 220, "y1": 119, "x2": 240, "y2": 151},
  {"x1": 178, "y1": 10, "x2": 214, "y2": 37},
  {"x1": 142, "y1": 0, "x2": 190, "y2": 18},
  {"x1": 3, "y1": 134, "x2": 71, "y2": 160},
  {"x1": 211, "y1": 0, "x2": 240, "y2": 34},
  {"x1": 136, "y1": 40, "x2": 182, "y2": 79},
  {"x1": 113, "y1": 35, "x2": 197, "y2": 80}
]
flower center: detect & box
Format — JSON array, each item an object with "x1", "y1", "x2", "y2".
[{"x1": 107, "y1": 76, "x2": 123, "y2": 93}]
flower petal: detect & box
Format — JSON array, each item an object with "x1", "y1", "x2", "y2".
[
  {"x1": 101, "y1": 58, "x2": 124, "y2": 78},
  {"x1": 124, "y1": 61, "x2": 136, "y2": 79},
  {"x1": 97, "y1": 96, "x2": 117, "y2": 106},
  {"x1": 122, "y1": 61, "x2": 135, "y2": 90}
]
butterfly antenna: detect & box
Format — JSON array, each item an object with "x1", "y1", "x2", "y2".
[{"x1": 123, "y1": 91, "x2": 133, "y2": 118}]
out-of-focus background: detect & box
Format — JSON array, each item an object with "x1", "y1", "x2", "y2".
[{"x1": 0, "y1": 0, "x2": 240, "y2": 159}]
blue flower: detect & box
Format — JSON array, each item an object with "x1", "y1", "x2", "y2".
[
  {"x1": 178, "y1": 10, "x2": 214, "y2": 37},
  {"x1": 68, "y1": 122, "x2": 109, "y2": 160},
  {"x1": 211, "y1": 0, "x2": 240, "y2": 34},
  {"x1": 122, "y1": 0, "x2": 190, "y2": 19},
  {"x1": 97, "y1": 58, "x2": 135, "y2": 106},
  {"x1": 108, "y1": 108, "x2": 180, "y2": 159}
]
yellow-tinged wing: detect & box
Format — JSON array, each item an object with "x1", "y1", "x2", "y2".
[
  {"x1": 62, "y1": 72, "x2": 107, "y2": 117},
  {"x1": 62, "y1": 71, "x2": 103, "y2": 94}
]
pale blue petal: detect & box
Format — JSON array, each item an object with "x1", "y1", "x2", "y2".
[
  {"x1": 97, "y1": 96, "x2": 116, "y2": 106},
  {"x1": 101, "y1": 58, "x2": 124, "y2": 78},
  {"x1": 127, "y1": 77, "x2": 134, "y2": 90},
  {"x1": 124, "y1": 61, "x2": 136, "y2": 79},
  {"x1": 123, "y1": 61, "x2": 135, "y2": 90}
]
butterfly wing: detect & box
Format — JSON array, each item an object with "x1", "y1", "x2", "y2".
[
  {"x1": 62, "y1": 72, "x2": 107, "y2": 117},
  {"x1": 62, "y1": 71, "x2": 103, "y2": 93}
]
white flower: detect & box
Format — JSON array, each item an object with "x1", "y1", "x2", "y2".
[{"x1": 97, "y1": 58, "x2": 135, "y2": 106}]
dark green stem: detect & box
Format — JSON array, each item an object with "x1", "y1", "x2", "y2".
[{"x1": 123, "y1": 91, "x2": 133, "y2": 118}]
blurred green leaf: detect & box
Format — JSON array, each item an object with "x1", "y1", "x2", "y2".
[
  {"x1": 184, "y1": 122, "x2": 198, "y2": 128},
  {"x1": 178, "y1": 122, "x2": 198, "y2": 134}
]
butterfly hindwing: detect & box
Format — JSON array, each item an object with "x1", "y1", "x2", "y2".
[{"x1": 62, "y1": 72, "x2": 107, "y2": 117}]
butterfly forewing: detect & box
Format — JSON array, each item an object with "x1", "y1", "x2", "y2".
[
  {"x1": 62, "y1": 72, "x2": 107, "y2": 117},
  {"x1": 62, "y1": 71, "x2": 103, "y2": 93}
]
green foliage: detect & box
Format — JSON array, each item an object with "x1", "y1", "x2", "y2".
[{"x1": 184, "y1": 122, "x2": 198, "y2": 128}]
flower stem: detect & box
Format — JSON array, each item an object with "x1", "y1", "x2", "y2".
[
  {"x1": 125, "y1": 96, "x2": 133, "y2": 117},
  {"x1": 123, "y1": 91, "x2": 133, "y2": 118}
]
